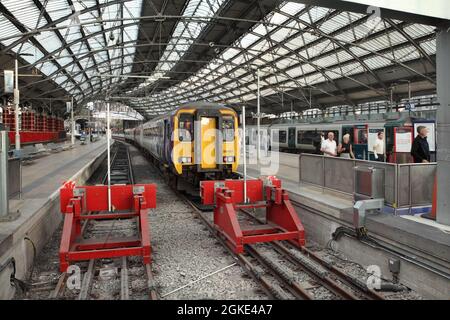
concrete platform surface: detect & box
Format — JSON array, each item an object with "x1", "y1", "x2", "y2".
[
  {"x1": 0, "y1": 139, "x2": 108, "y2": 299},
  {"x1": 239, "y1": 155, "x2": 450, "y2": 298},
  {"x1": 21, "y1": 140, "x2": 108, "y2": 199}
]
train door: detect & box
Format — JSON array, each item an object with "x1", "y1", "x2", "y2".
[
  {"x1": 201, "y1": 117, "x2": 217, "y2": 169},
  {"x1": 353, "y1": 125, "x2": 368, "y2": 160},
  {"x1": 288, "y1": 127, "x2": 296, "y2": 149},
  {"x1": 163, "y1": 119, "x2": 170, "y2": 163}
]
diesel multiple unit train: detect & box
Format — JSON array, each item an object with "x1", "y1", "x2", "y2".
[{"x1": 125, "y1": 103, "x2": 239, "y2": 186}]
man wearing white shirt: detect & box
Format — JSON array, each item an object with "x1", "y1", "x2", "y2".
[
  {"x1": 321, "y1": 132, "x2": 337, "y2": 157},
  {"x1": 373, "y1": 131, "x2": 385, "y2": 162}
]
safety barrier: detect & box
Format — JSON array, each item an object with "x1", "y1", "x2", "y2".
[{"x1": 299, "y1": 154, "x2": 436, "y2": 209}]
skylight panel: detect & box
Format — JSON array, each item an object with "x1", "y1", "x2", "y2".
[
  {"x1": 45, "y1": 0, "x2": 72, "y2": 21},
  {"x1": 2, "y1": 0, "x2": 46, "y2": 30}
]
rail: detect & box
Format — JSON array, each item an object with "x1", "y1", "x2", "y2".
[{"x1": 299, "y1": 154, "x2": 436, "y2": 208}]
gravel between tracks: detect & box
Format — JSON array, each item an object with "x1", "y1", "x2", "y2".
[{"x1": 129, "y1": 145, "x2": 266, "y2": 300}]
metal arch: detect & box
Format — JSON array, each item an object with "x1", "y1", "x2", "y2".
[
  {"x1": 384, "y1": 18, "x2": 435, "y2": 66},
  {"x1": 3, "y1": 12, "x2": 438, "y2": 85},
  {"x1": 0, "y1": 1, "x2": 439, "y2": 114},
  {"x1": 0, "y1": 0, "x2": 132, "y2": 53},
  {"x1": 129, "y1": 12, "x2": 436, "y2": 112},
  {"x1": 126, "y1": 9, "x2": 435, "y2": 112},
  {"x1": 255, "y1": 3, "x2": 357, "y2": 106},
  {"x1": 0, "y1": 1, "x2": 85, "y2": 99},
  {"x1": 32, "y1": 0, "x2": 94, "y2": 93},
  {"x1": 275, "y1": 8, "x2": 391, "y2": 94},
  {"x1": 118, "y1": 44, "x2": 334, "y2": 112},
  {"x1": 26, "y1": 37, "x2": 304, "y2": 95}
]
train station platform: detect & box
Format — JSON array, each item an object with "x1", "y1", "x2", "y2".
[
  {"x1": 239, "y1": 151, "x2": 450, "y2": 299},
  {"x1": 0, "y1": 139, "x2": 108, "y2": 299}
]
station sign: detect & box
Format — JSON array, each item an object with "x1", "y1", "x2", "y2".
[{"x1": 405, "y1": 103, "x2": 415, "y2": 111}]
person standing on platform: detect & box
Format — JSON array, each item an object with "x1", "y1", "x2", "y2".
[
  {"x1": 373, "y1": 131, "x2": 385, "y2": 162},
  {"x1": 411, "y1": 126, "x2": 431, "y2": 163},
  {"x1": 321, "y1": 132, "x2": 337, "y2": 157},
  {"x1": 338, "y1": 134, "x2": 355, "y2": 159}
]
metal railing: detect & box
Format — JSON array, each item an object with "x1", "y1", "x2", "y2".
[{"x1": 299, "y1": 154, "x2": 436, "y2": 208}]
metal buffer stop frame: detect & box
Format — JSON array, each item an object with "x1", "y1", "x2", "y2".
[
  {"x1": 58, "y1": 182, "x2": 156, "y2": 272},
  {"x1": 200, "y1": 177, "x2": 306, "y2": 254}
]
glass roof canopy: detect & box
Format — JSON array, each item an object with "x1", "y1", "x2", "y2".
[
  {"x1": 0, "y1": 0, "x2": 143, "y2": 103},
  {"x1": 0, "y1": 0, "x2": 437, "y2": 117},
  {"x1": 130, "y1": 1, "x2": 436, "y2": 116}
]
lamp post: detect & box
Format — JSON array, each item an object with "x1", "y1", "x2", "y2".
[
  {"x1": 256, "y1": 68, "x2": 261, "y2": 162},
  {"x1": 71, "y1": 96, "x2": 75, "y2": 145},
  {"x1": 8, "y1": 52, "x2": 34, "y2": 150}
]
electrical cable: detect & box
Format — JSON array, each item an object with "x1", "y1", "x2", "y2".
[{"x1": 331, "y1": 225, "x2": 450, "y2": 280}]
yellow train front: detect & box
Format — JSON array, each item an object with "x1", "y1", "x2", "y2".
[{"x1": 130, "y1": 102, "x2": 239, "y2": 186}]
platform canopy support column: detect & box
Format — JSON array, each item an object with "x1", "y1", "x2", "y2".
[
  {"x1": 436, "y1": 29, "x2": 450, "y2": 226},
  {"x1": 0, "y1": 128, "x2": 9, "y2": 218}
]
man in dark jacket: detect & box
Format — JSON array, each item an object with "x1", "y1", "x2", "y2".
[{"x1": 411, "y1": 126, "x2": 431, "y2": 163}]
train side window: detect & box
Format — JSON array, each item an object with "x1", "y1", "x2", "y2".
[
  {"x1": 298, "y1": 131, "x2": 315, "y2": 144},
  {"x1": 179, "y1": 114, "x2": 193, "y2": 142},
  {"x1": 222, "y1": 116, "x2": 235, "y2": 142},
  {"x1": 279, "y1": 130, "x2": 287, "y2": 143}
]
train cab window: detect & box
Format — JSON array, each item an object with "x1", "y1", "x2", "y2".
[
  {"x1": 279, "y1": 130, "x2": 287, "y2": 143},
  {"x1": 179, "y1": 114, "x2": 193, "y2": 142},
  {"x1": 222, "y1": 117, "x2": 235, "y2": 142}
]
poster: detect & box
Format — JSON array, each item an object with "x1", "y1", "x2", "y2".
[
  {"x1": 395, "y1": 129, "x2": 413, "y2": 153},
  {"x1": 414, "y1": 122, "x2": 436, "y2": 152},
  {"x1": 368, "y1": 128, "x2": 385, "y2": 155}
]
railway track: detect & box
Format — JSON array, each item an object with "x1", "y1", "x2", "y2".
[
  {"x1": 51, "y1": 142, "x2": 158, "y2": 300},
  {"x1": 184, "y1": 197, "x2": 385, "y2": 300},
  {"x1": 120, "y1": 140, "x2": 384, "y2": 300}
]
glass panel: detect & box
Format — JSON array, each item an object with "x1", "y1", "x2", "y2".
[
  {"x1": 179, "y1": 114, "x2": 194, "y2": 142},
  {"x1": 222, "y1": 116, "x2": 235, "y2": 142}
]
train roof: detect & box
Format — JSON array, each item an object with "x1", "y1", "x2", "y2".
[
  {"x1": 179, "y1": 102, "x2": 233, "y2": 110},
  {"x1": 144, "y1": 102, "x2": 237, "y2": 123}
]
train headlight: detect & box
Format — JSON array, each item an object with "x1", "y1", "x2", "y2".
[
  {"x1": 179, "y1": 157, "x2": 192, "y2": 164},
  {"x1": 223, "y1": 156, "x2": 235, "y2": 163}
]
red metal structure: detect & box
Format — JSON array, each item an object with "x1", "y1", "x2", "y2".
[
  {"x1": 200, "y1": 177, "x2": 305, "y2": 254},
  {"x1": 2, "y1": 107, "x2": 66, "y2": 146},
  {"x1": 59, "y1": 181, "x2": 157, "y2": 272}
]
